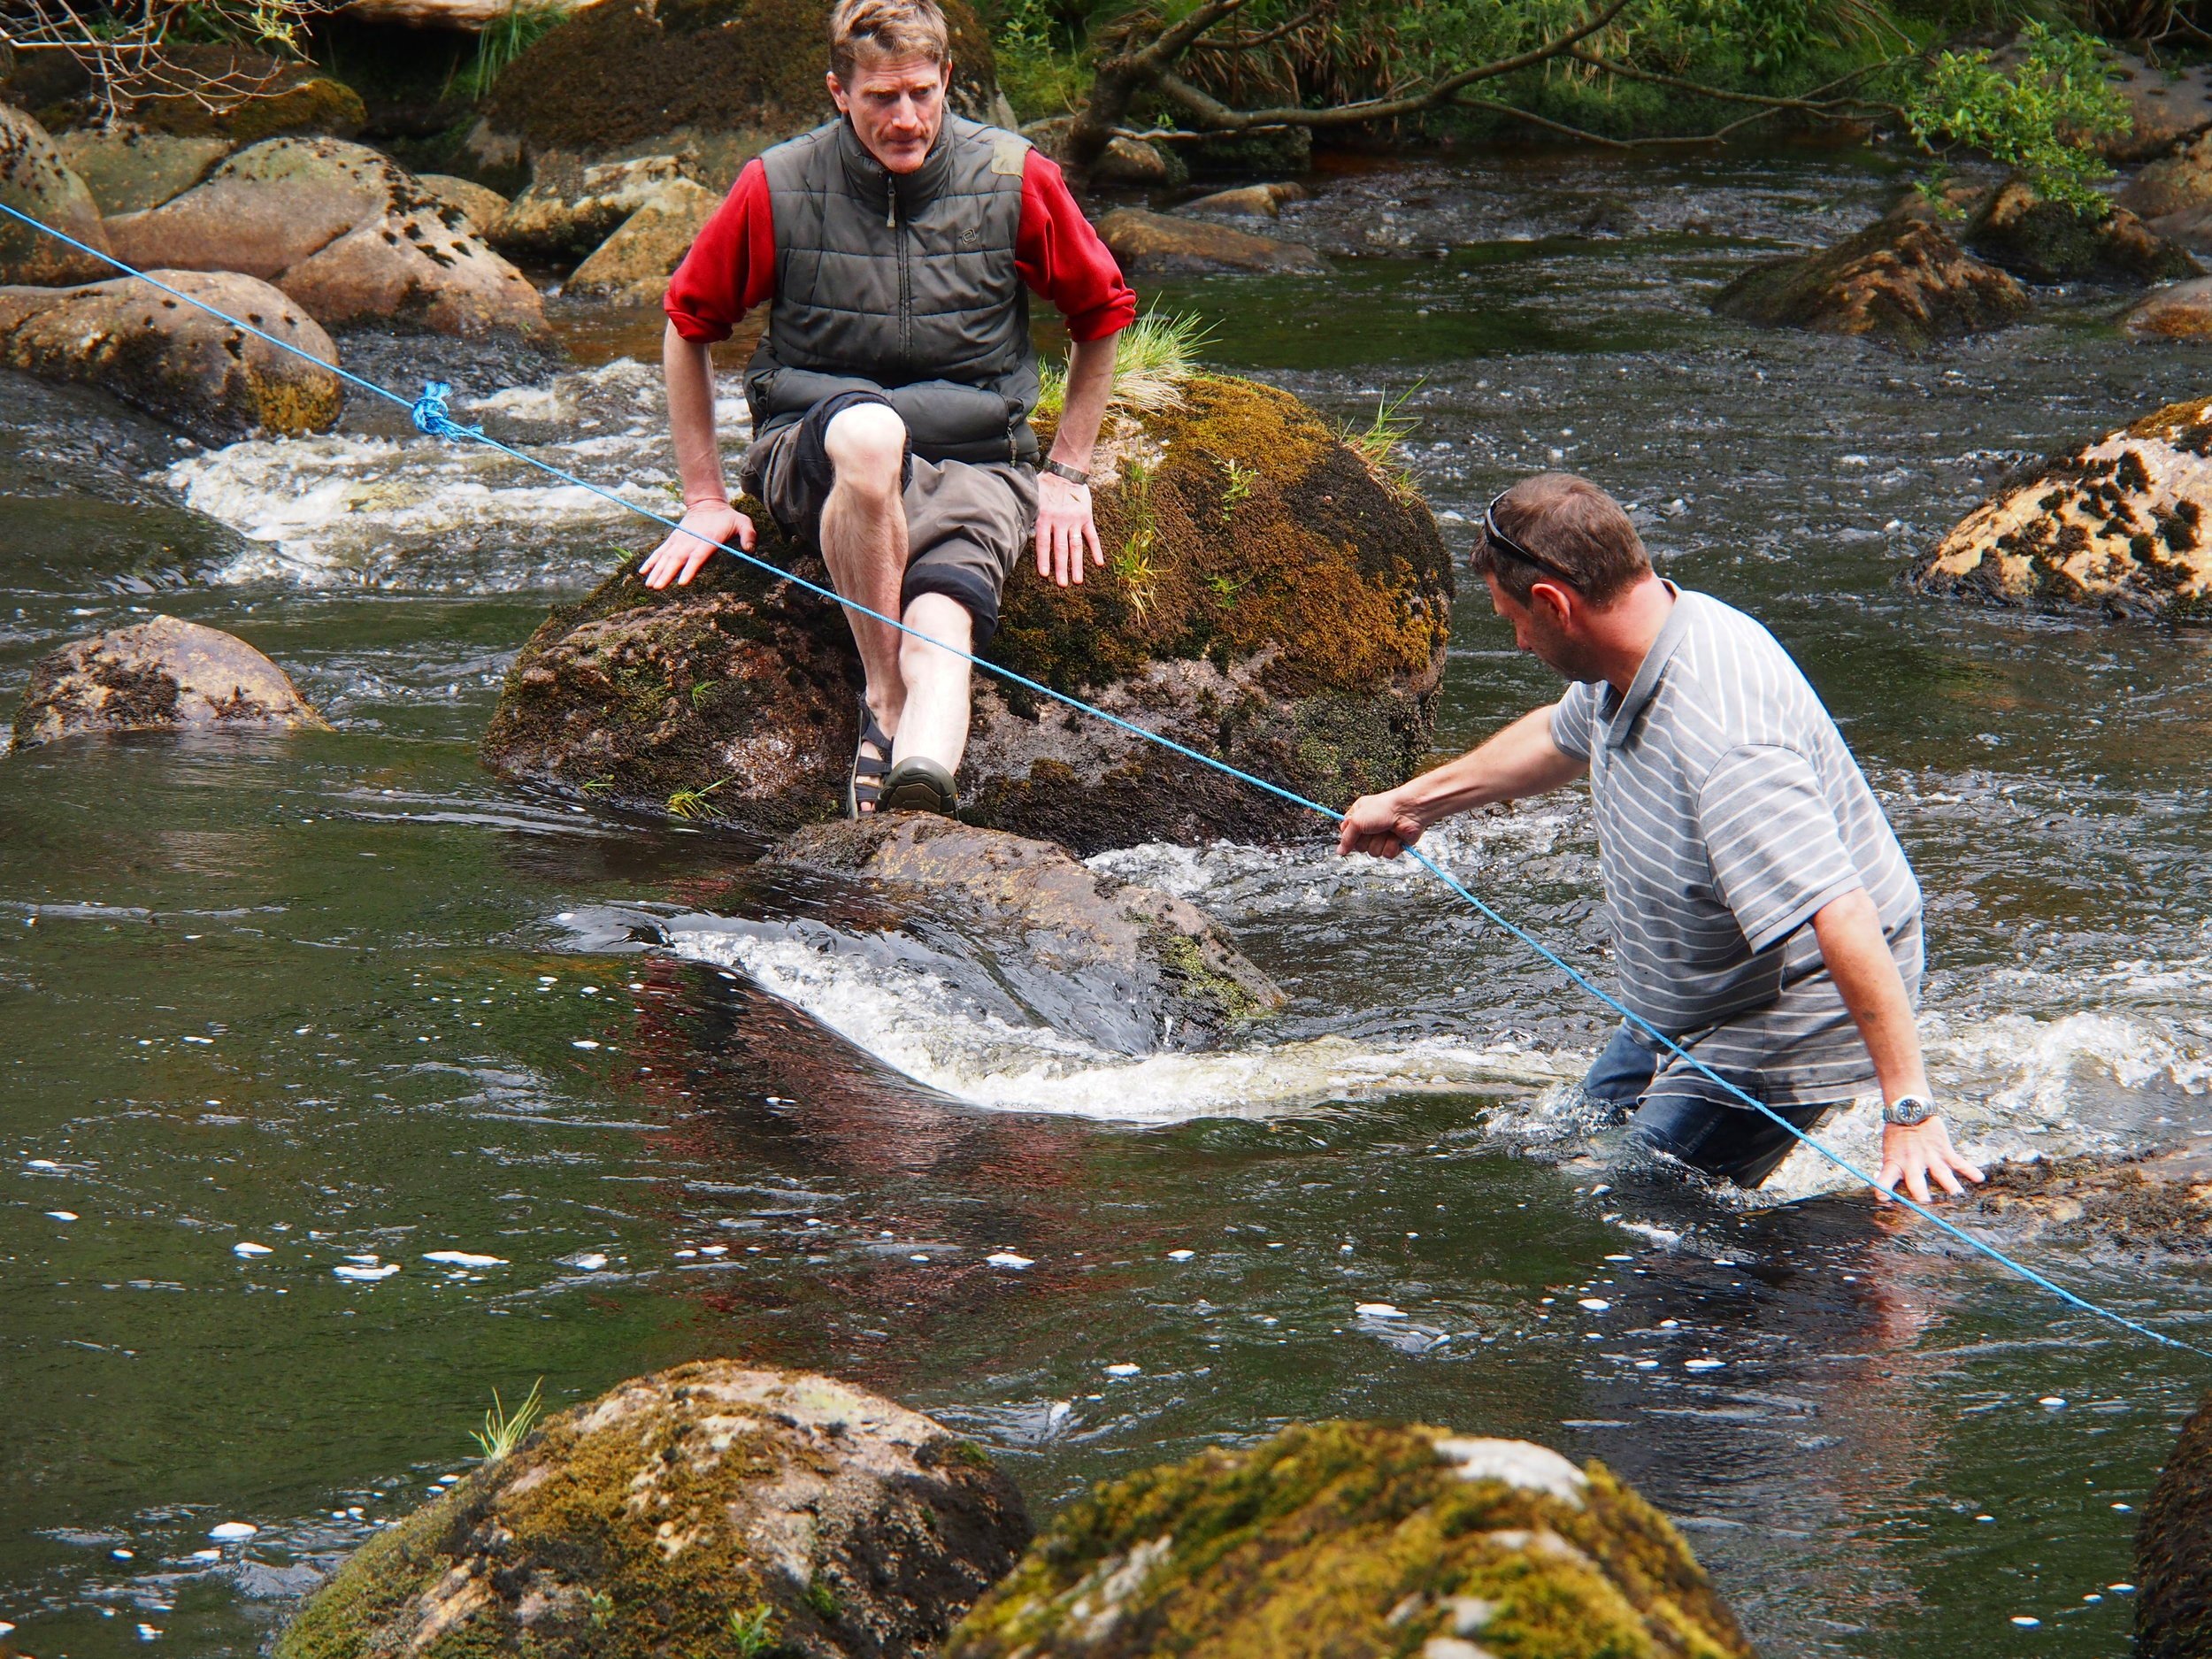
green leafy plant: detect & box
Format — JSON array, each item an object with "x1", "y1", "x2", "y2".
[
  {"x1": 587, "y1": 1591, "x2": 616, "y2": 1630},
  {"x1": 1217, "y1": 456, "x2": 1256, "y2": 524},
  {"x1": 1203, "y1": 570, "x2": 1250, "y2": 607},
  {"x1": 665, "y1": 777, "x2": 731, "y2": 820},
  {"x1": 688, "y1": 680, "x2": 720, "y2": 711},
  {"x1": 803, "y1": 1577, "x2": 841, "y2": 1621},
  {"x1": 728, "y1": 1604, "x2": 778, "y2": 1655},
  {"x1": 470, "y1": 1378, "x2": 544, "y2": 1463},
  {"x1": 1901, "y1": 23, "x2": 2129, "y2": 213}
]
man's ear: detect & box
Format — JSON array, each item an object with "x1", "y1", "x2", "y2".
[
  {"x1": 826, "y1": 71, "x2": 849, "y2": 113},
  {"x1": 1529, "y1": 578, "x2": 1576, "y2": 629}
]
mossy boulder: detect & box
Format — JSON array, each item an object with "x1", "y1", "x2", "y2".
[
  {"x1": 1909, "y1": 394, "x2": 2212, "y2": 623},
  {"x1": 12, "y1": 615, "x2": 329, "y2": 750},
  {"x1": 1962, "y1": 180, "x2": 2200, "y2": 287},
  {"x1": 764, "y1": 813, "x2": 1284, "y2": 1052},
  {"x1": 469, "y1": 0, "x2": 1001, "y2": 190},
  {"x1": 943, "y1": 1421, "x2": 1752, "y2": 1659},
  {"x1": 275, "y1": 1361, "x2": 1031, "y2": 1659},
  {"x1": 2140, "y1": 1389, "x2": 2212, "y2": 1659},
  {"x1": 1713, "y1": 207, "x2": 2029, "y2": 351},
  {"x1": 480, "y1": 374, "x2": 1454, "y2": 854},
  {"x1": 0, "y1": 104, "x2": 112, "y2": 287},
  {"x1": 0, "y1": 270, "x2": 342, "y2": 442},
  {"x1": 51, "y1": 127, "x2": 233, "y2": 216}
]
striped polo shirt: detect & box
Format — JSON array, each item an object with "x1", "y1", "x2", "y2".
[{"x1": 1548, "y1": 588, "x2": 1922, "y2": 1109}]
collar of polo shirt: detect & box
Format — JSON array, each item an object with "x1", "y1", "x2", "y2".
[{"x1": 1599, "y1": 580, "x2": 1686, "y2": 748}]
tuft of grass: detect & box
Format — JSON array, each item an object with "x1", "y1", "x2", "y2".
[
  {"x1": 728, "y1": 1604, "x2": 778, "y2": 1655},
  {"x1": 1340, "y1": 380, "x2": 1423, "y2": 487},
  {"x1": 470, "y1": 1377, "x2": 544, "y2": 1463},
  {"x1": 803, "y1": 1577, "x2": 841, "y2": 1622},
  {"x1": 1036, "y1": 309, "x2": 1212, "y2": 422},
  {"x1": 688, "y1": 680, "x2": 719, "y2": 711},
  {"x1": 447, "y1": 0, "x2": 571, "y2": 103},
  {"x1": 665, "y1": 777, "x2": 730, "y2": 820},
  {"x1": 1110, "y1": 457, "x2": 1162, "y2": 619}
]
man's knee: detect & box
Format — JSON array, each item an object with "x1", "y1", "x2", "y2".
[
  {"x1": 823, "y1": 403, "x2": 908, "y2": 496},
  {"x1": 898, "y1": 593, "x2": 972, "y2": 677}
]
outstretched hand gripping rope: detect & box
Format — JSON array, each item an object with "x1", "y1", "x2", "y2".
[{"x1": 3, "y1": 197, "x2": 2196, "y2": 1359}]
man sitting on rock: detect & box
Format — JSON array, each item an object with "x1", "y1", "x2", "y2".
[
  {"x1": 1339, "y1": 473, "x2": 1986, "y2": 1202},
  {"x1": 641, "y1": 0, "x2": 1136, "y2": 817}
]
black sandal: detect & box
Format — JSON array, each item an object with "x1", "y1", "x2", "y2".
[
  {"x1": 878, "y1": 756, "x2": 959, "y2": 817},
  {"x1": 847, "y1": 698, "x2": 894, "y2": 818}
]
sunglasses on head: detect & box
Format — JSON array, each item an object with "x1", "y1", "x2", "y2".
[{"x1": 1482, "y1": 489, "x2": 1582, "y2": 588}]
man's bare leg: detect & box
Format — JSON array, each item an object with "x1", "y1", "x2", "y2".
[
  {"x1": 818, "y1": 403, "x2": 910, "y2": 751},
  {"x1": 893, "y1": 592, "x2": 972, "y2": 772}
]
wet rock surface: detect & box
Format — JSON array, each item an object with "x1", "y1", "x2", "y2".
[
  {"x1": 0, "y1": 104, "x2": 113, "y2": 287},
  {"x1": 2122, "y1": 129, "x2": 2212, "y2": 220},
  {"x1": 1713, "y1": 207, "x2": 2029, "y2": 349},
  {"x1": 104, "y1": 137, "x2": 541, "y2": 334},
  {"x1": 12, "y1": 614, "x2": 328, "y2": 749},
  {"x1": 494, "y1": 151, "x2": 704, "y2": 262},
  {"x1": 1094, "y1": 206, "x2": 1329, "y2": 275},
  {"x1": 51, "y1": 127, "x2": 234, "y2": 216},
  {"x1": 765, "y1": 814, "x2": 1285, "y2": 1054},
  {"x1": 944, "y1": 1420, "x2": 1751, "y2": 1659},
  {"x1": 1910, "y1": 394, "x2": 2212, "y2": 621},
  {"x1": 0, "y1": 269, "x2": 342, "y2": 442},
  {"x1": 563, "y1": 176, "x2": 720, "y2": 304},
  {"x1": 2124, "y1": 274, "x2": 2212, "y2": 338},
  {"x1": 1183, "y1": 180, "x2": 1309, "y2": 218},
  {"x1": 1962, "y1": 1146, "x2": 2212, "y2": 1250},
  {"x1": 1962, "y1": 180, "x2": 2198, "y2": 287},
  {"x1": 483, "y1": 375, "x2": 1453, "y2": 853},
  {"x1": 274, "y1": 1360, "x2": 1031, "y2": 1659},
  {"x1": 2139, "y1": 1389, "x2": 2212, "y2": 1659}
]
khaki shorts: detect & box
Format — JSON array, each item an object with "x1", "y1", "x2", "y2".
[{"x1": 742, "y1": 400, "x2": 1037, "y2": 648}]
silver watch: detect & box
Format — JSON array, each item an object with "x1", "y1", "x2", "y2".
[{"x1": 1882, "y1": 1094, "x2": 1937, "y2": 1127}]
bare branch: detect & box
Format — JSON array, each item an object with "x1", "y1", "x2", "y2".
[{"x1": 1190, "y1": 6, "x2": 1325, "y2": 51}]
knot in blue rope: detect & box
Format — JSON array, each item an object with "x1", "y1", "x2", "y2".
[{"x1": 411, "y1": 380, "x2": 483, "y2": 441}]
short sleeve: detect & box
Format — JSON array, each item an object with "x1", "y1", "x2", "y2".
[
  {"x1": 1697, "y1": 744, "x2": 1863, "y2": 953},
  {"x1": 1548, "y1": 685, "x2": 1598, "y2": 763}
]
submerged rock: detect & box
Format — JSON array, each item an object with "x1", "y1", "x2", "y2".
[
  {"x1": 1714, "y1": 208, "x2": 2028, "y2": 349},
  {"x1": 1962, "y1": 180, "x2": 2198, "y2": 286},
  {"x1": 1183, "y1": 181, "x2": 1308, "y2": 218},
  {"x1": 2139, "y1": 1389, "x2": 2212, "y2": 1659},
  {"x1": 563, "y1": 177, "x2": 720, "y2": 305},
  {"x1": 105, "y1": 137, "x2": 541, "y2": 335},
  {"x1": 2124, "y1": 274, "x2": 2212, "y2": 339},
  {"x1": 12, "y1": 615, "x2": 329, "y2": 750},
  {"x1": 482, "y1": 374, "x2": 1453, "y2": 853},
  {"x1": 274, "y1": 1361, "x2": 1030, "y2": 1659},
  {"x1": 1910, "y1": 395, "x2": 2212, "y2": 622},
  {"x1": 52, "y1": 127, "x2": 233, "y2": 216},
  {"x1": 767, "y1": 814, "x2": 1284, "y2": 1052},
  {"x1": 944, "y1": 1420, "x2": 1751, "y2": 1659},
  {"x1": 1962, "y1": 1146, "x2": 2212, "y2": 1250},
  {"x1": 0, "y1": 104, "x2": 113, "y2": 287},
  {"x1": 1094, "y1": 206, "x2": 1328, "y2": 275},
  {"x1": 0, "y1": 269, "x2": 342, "y2": 442}
]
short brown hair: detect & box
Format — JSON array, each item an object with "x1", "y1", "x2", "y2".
[
  {"x1": 1471, "y1": 472, "x2": 1650, "y2": 605},
  {"x1": 828, "y1": 0, "x2": 950, "y2": 81}
]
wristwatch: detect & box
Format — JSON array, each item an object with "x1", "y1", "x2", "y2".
[
  {"x1": 1882, "y1": 1094, "x2": 1937, "y2": 1127},
  {"x1": 1040, "y1": 458, "x2": 1090, "y2": 487}
]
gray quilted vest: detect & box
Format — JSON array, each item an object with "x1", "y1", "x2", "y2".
[{"x1": 745, "y1": 114, "x2": 1041, "y2": 466}]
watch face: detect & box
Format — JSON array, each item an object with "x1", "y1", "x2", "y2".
[{"x1": 1887, "y1": 1096, "x2": 1934, "y2": 1125}]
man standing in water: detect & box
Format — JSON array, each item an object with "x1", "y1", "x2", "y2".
[
  {"x1": 1339, "y1": 473, "x2": 1985, "y2": 1202},
  {"x1": 640, "y1": 0, "x2": 1135, "y2": 816}
]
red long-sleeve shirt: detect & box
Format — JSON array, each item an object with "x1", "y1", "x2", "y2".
[{"x1": 664, "y1": 147, "x2": 1137, "y2": 346}]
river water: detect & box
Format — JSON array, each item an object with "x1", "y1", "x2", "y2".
[{"x1": 4, "y1": 147, "x2": 2209, "y2": 1658}]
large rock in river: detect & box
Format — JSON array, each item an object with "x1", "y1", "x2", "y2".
[
  {"x1": 1962, "y1": 1144, "x2": 2212, "y2": 1251},
  {"x1": 766, "y1": 814, "x2": 1285, "y2": 1052},
  {"x1": 481, "y1": 373, "x2": 1454, "y2": 853},
  {"x1": 0, "y1": 269, "x2": 342, "y2": 442},
  {"x1": 105, "y1": 138, "x2": 542, "y2": 335},
  {"x1": 564, "y1": 177, "x2": 719, "y2": 304},
  {"x1": 0, "y1": 104, "x2": 113, "y2": 287},
  {"x1": 52, "y1": 127, "x2": 233, "y2": 216},
  {"x1": 2140, "y1": 1389, "x2": 2212, "y2": 1659},
  {"x1": 12, "y1": 615, "x2": 329, "y2": 750},
  {"x1": 1094, "y1": 207, "x2": 1328, "y2": 276},
  {"x1": 944, "y1": 1420, "x2": 1752, "y2": 1659},
  {"x1": 1909, "y1": 395, "x2": 2212, "y2": 622},
  {"x1": 275, "y1": 1360, "x2": 1030, "y2": 1659},
  {"x1": 1713, "y1": 207, "x2": 2029, "y2": 350},
  {"x1": 1962, "y1": 180, "x2": 2198, "y2": 287}
]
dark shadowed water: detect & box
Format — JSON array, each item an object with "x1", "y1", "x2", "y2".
[{"x1": 4, "y1": 147, "x2": 2209, "y2": 1659}]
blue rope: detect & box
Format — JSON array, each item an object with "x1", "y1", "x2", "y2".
[{"x1": 3, "y1": 198, "x2": 2197, "y2": 1359}]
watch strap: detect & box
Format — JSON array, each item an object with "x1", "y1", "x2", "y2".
[{"x1": 1040, "y1": 458, "x2": 1090, "y2": 486}]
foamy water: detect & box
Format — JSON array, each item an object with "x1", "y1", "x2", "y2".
[{"x1": 162, "y1": 360, "x2": 742, "y2": 588}]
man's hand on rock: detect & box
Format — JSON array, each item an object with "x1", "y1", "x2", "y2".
[
  {"x1": 642, "y1": 499, "x2": 754, "y2": 589},
  {"x1": 1876, "y1": 1117, "x2": 1985, "y2": 1206},
  {"x1": 1035, "y1": 472, "x2": 1103, "y2": 588},
  {"x1": 1337, "y1": 789, "x2": 1425, "y2": 860}
]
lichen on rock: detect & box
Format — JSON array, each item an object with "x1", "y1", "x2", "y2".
[
  {"x1": 12, "y1": 614, "x2": 329, "y2": 749},
  {"x1": 482, "y1": 373, "x2": 1454, "y2": 854},
  {"x1": 0, "y1": 104, "x2": 113, "y2": 287},
  {"x1": 943, "y1": 1419, "x2": 1752, "y2": 1659},
  {"x1": 1909, "y1": 394, "x2": 2212, "y2": 622},
  {"x1": 275, "y1": 1361, "x2": 1031, "y2": 1659}
]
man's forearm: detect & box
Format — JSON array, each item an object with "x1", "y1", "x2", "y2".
[
  {"x1": 664, "y1": 321, "x2": 727, "y2": 504},
  {"x1": 1394, "y1": 706, "x2": 1587, "y2": 826},
  {"x1": 1051, "y1": 332, "x2": 1118, "y2": 472},
  {"x1": 1811, "y1": 887, "x2": 1930, "y2": 1102}
]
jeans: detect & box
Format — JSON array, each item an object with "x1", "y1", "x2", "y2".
[{"x1": 1582, "y1": 1021, "x2": 1834, "y2": 1190}]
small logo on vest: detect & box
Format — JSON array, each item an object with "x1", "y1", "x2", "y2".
[{"x1": 956, "y1": 225, "x2": 981, "y2": 249}]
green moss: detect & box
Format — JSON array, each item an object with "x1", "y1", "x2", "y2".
[{"x1": 946, "y1": 1422, "x2": 1750, "y2": 1659}]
